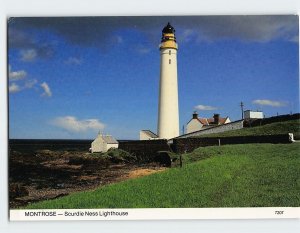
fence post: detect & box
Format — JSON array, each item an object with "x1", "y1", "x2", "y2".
[
  {"x1": 179, "y1": 154, "x2": 183, "y2": 168},
  {"x1": 218, "y1": 139, "x2": 221, "y2": 146}
]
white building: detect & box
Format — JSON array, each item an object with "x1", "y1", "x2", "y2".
[
  {"x1": 91, "y1": 134, "x2": 118, "y2": 153},
  {"x1": 157, "y1": 22, "x2": 179, "y2": 139},
  {"x1": 244, "y1": 110, "x2": 264, "y2": 119},
  {"x1": 139, "y1": 130, "x2": 158, "y2": 140},
  {"x1": 186, "y1": 112, "x2": 231, "y2": 134}
]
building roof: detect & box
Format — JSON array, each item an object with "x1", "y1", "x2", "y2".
[
  {"x1": 195, "y1": 116, "x2": 229, "y2": 126},
  {"x1": 141, "y1": 130, "x2": 158, "y2": 138},
  {"x1": 197, "y1": 118, "x2": 208, "y2": 125},
  {"x1": 102, "y1": 135, "x2": 118, "y2": 144},
  {"x1": 162, "y1": 22, "x2": 175, "y2": 34},
  {"x1": 100, "y1": 135, "x2": 118, "y2": 144},
  {"x1": 207, "y1": 117, "x2": 229, "y2": 125}
]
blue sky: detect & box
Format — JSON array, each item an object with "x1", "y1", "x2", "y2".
[{"x1": 8, "y1": 16, "x2": 299, "y2": 139}]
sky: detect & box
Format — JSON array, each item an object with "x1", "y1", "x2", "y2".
[{"x1": 8, "y1": 16, "x2": 299, "y2": 140}]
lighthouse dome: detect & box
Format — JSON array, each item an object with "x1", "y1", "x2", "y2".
[{"x1": 162, "y1": 22, "x2": 175, "y2": 34}]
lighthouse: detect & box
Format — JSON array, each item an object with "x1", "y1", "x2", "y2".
[{"x1": 157, "y1": 22, "x2": 179, "y2": 139}]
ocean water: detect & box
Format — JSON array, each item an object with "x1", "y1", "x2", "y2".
[{"x1": 9, "y1": 139, "x2": 93, "y2": 154}]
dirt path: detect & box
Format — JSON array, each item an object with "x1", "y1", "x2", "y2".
[{"x1": 123, "y1": 167, "x2": 166, "y2": 179}]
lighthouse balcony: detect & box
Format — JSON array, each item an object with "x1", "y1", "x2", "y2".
[{"x1": 159, "y1": 42, "x2": 178, "y2": 50}]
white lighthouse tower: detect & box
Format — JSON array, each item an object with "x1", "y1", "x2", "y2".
[{"x1": 157, "y1": 22, "x2": 179, "y2": 139}]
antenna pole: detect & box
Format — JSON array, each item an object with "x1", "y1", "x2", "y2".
[{"x1": 240, "y1": 101, "x2": 244, "y2": 120}]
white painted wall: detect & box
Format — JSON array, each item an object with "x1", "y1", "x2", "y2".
[
  {"x1": 244, "y1": 111, "x2": 264, "y2": 119},
  {"x1": 139, "y1": 131, "x2": 154, "y2": 140},
  {"x1": 91, "y1": 135, "x2": 118, "y2": 153},
  {"x1": 178, "y1": 120, "x2": 244, "y2": 138},
  {"x1": 157, "y1": 48, "x2": 179, "y2": 139},
  {"x1": 186, "y1": 119, "x2": 203, "y2": 134},
  {"x1": 224, "y1": 117, "x2": 231, "y2": 124},
  {"x1": 140, "y1": 131, "x2": 149, "y2": 140},
  {"x1": 91, "y1": 136, "x2": 106, "y2": 153}
]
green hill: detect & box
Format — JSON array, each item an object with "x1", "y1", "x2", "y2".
[
  {"x1": 195, "y1": 119, "x2": 300, "y2": 138},
  {"x1": 24, "y1": 143, "x2": 300, "y2": 209}
]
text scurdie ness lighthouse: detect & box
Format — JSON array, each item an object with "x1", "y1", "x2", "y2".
[{"x1": 157, "y1": 23, "x2": 179, "y2": 139}]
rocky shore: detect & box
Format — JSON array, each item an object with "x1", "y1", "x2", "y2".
[{"x1": 9, "y1": 148, "x2": 164, "y2": 208}]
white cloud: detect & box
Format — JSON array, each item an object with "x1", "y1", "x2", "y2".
[
  {"x1": 135, "y1": 45, "x2": 151, "y2": 54},
  {"x1": 9, "y1": 65, "x2": 27, "y2": 81},
  {"x1": 9, "y1": 83, "x2": 21, "y2": 93},
  {"x1": 64, "y1": 57, "x2": 82, "y2": 65},
  {"x1": 20, "y1": 49, "x2": 38, "y2": 62},
  {"x1": 8, "y1": 65, "x2": 44, "y2": 95},
  {"x1": 40, "y1": 82, "x2": 52, "y2": 97},
  {"x1": 51, "y1": 116, "x2": 105, "y2": 132},
  {"x1": 178, "y1": 29, "x2": 195, "y2": 43},
  {"x1": 252, "y1": 99, "x2": 288, "y2": 107},
  {"x1": 9, "y1": 79, "x2": 37, "y2": 94},
  {"x1": 194, "y1": 104, "x2": 218, "y2": 111},
  {"x1": 24, "y1": 79, "x2": 38, "y2": 88}
]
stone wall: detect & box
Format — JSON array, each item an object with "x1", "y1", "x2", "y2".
[
  {"x1": 172, "y1": 134, "x2": 293, "y2": 153},
  {"x1": 118, "y1": 139, "x2": 170, "y2": 162},
  {"x1": 177, "y1": 120, "x2": 244, "y2": 138}
]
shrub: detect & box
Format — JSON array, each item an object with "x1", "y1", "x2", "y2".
[{"x1": 103, "y1": 148, "x2": 137, "y2": 163}]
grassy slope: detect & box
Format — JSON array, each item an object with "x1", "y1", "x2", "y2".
[
  {"x1": 25, "y1": 143, "x2": 300, "y2": 209},
  {"x1": 195, "y1": 119, "x2": 300, "y2": 138}
]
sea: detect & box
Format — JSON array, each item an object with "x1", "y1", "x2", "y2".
[{"x1": 9, "y1": 139, "x2": 93, "y2": 153}]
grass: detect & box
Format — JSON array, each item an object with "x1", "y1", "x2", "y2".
[
  {"x1": 195, "y1": 119, "x2": 300, "y2": 138},
  {"x1": 24, "y1": 143, "x2": 300, "y2": 209}
]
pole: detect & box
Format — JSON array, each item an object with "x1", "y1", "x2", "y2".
[
  {"x1": 240, "y1": 101, "x2": 244, "y2": 120},
  {"x1": 179, "y1": 154, "x2": 182, "y2": 168}
]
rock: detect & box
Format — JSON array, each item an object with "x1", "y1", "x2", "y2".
[
  {"x1": 154, "y1": 151, "x2": 172, "y2": 167},
  {"x1": 10, "y1": 184, "x2": 29, "y2": 198}
]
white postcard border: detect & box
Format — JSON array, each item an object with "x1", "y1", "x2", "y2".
[{"x1": 10, "y1": 207, "x2": 300, "y2": 221}]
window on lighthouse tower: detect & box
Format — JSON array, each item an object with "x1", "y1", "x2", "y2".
[
  {"x1": 169, "y1": 59, "x2": 171, "y2": 64},
  {"x1": 169, "y1": 50, "x2": 171, "y2": 55}
]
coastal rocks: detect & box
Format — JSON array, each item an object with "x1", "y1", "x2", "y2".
[
  {"x1": 9, "y1": 183, "x2": 29, "y2": 198},
  {"x1": 9, "y1": 146, "x2": 165, "y2": 208}
]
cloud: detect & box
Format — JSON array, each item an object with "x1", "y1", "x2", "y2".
[
  {"x1": 9, "y1": 83, "x2": 21, "y2": 93},
  {"x1": 51, "y1": 116, "x2": 105, "y2": 132},
  {"x1": 135, "y1": 45, "x2": 151, "y2": 54},
  {"x1": 24, "y1": 79, "x2": 38, "y2": 88},
  {"x1": 9, "y1": 66, "x2": 27, "y2": 81},
  {"x1": 8, "y1": 27, "x2": 54, "y2": 60},
  {"x1": 184, "y1": 15, "x2": 299, "y2": 43},
  {"x1": 40, "y1": 82, "x2": 52, "y2": 97},
  {"x1": 9, "y1": 79, "x2": 37, "y2": 94},
  {"x1": 252, "y1": 99, "x2": 288, "y2": 107},
  {"x1": 8, "y1": 15, "x2": 298, "y2": 51},
  {"x1": 177, "y1": 29, "x2": 195, "y2": 43},
  {"x1": 194, "y1": 104, "x2": 218, "y2": 111},
  {"x1": 20, "y1": 49, "x2": 37, "y2": 62},
  {"x1": 8, "y1": 66, "x2": 38, "y2": 94},
  {"x1": 8, "y1": 28, "x2": 35, "y2": 48},
  {"x1": 64, "y1": 57, "x2": 82, "y2": 65}
]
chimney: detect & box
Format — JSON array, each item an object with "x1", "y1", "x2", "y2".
[
  {"x1": 213, "y1": 113, "x2": 220, "y2": 124},
  {"x1": 193, "y1": 111, "x2": 198, "y2": 119}
]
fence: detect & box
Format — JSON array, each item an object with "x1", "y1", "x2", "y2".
[
  {"x1": 244, "y1": 113, "x2": 300, "y2": 127},
  {"x1": 172, "y1": 134, "x2": 293, "y2": 153}
]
